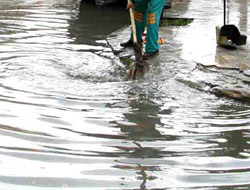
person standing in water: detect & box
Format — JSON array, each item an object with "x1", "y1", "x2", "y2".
[{"x1": 120, "y1": 0, "x2": 165, "y2": 59}]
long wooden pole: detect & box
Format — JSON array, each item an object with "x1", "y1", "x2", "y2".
[
  {"x1": 127, "y1": 2, "x2": 146, "y2": 80},
  {"x1": 129, "y1": 7, "x2": 138, "y2": 44}
]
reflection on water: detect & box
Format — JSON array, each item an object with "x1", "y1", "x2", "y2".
[
  {"x1": 69, "y1": 0, "x2": 129, "y2": 45},
  {"x1": 0, "y1": 0, "x2": 250, "y2": 190}
]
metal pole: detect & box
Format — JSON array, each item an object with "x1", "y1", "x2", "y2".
[{"x1": 224, "y1": 0, "x2": 226, "y2": 25}]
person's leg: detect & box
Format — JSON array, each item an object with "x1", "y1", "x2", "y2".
[
  {"x1": 145, "y1": 0, "x2": 165, "y2": 53},
  {"x1": 133, "y1": 0, "x2": 148, "y2": 43},
  {"x1": 120, "y1": 1, "x2": 148, "y2": 47}
]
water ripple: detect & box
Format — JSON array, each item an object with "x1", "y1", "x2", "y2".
[{"x1": 0, "y1": 0, "x2": 250, "y2": 189}]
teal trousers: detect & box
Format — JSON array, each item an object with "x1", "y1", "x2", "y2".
[{"x1": 131, "y1": 0, "x2": 165, "y2": 52}]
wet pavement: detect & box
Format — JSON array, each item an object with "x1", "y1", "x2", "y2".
[{"x1": 108, "y1": 0, "x2": 250, "y2": 101}]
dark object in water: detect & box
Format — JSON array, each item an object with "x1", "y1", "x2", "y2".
[
  {"x1": 127, "y1": 43, "x2": 148, "y2": 80},
  {"x1": 220, "y1": 25, "x2": 247, "y2": 46},
  {"x1": 216, "y1": 0, "x2": 247, "y2": 48}
]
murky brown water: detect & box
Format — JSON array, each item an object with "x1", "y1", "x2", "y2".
[{"x1": 0, "y1": 0, "x2": 250, "y2": 189}]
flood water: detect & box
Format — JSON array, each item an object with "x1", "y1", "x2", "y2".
[{"x1": 1, "y1": 0, "x2": 250, "y2": 189}]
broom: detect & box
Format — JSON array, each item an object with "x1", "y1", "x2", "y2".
[{"x1": 127, "y1": 5, "x2": 147, "y2": 80}]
